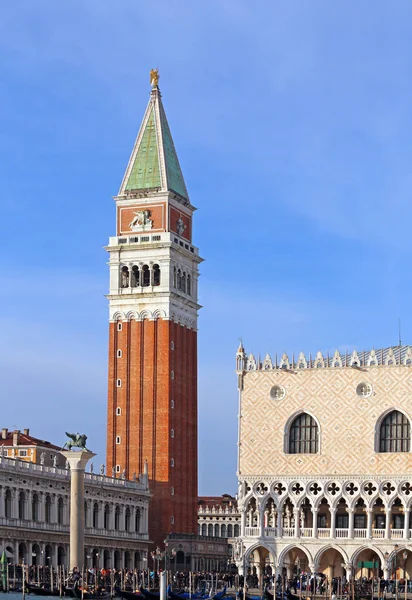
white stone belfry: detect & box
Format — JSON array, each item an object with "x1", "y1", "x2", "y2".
[{"x1": 60, "y1": 450, "x2": 95, "y2": 571}]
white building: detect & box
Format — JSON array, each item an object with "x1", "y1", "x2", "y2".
[
  {"x1": 235, "y1": 344, "x2": 412, "y2": 583},
  {"x1": 0, "y1": 454, "x2": 150, "y2": 568}
]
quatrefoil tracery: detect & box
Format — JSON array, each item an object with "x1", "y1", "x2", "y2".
[
  {"x1": 291, "y1": 482, "x2": 304, "y2": 495},
  {"x1": 346, "y1": 482, "x2": 359, "y2": 496},
  {"x1": 364, "y1": 482, "x2": 377, "y2": 496},
  {"x1": 402, "y1": 482, "x2": 412, "y2": 496},
  {"x1": 328, "y1": 482, "x2": 340, "y2": 496},
  {"x1": 310, "y1": 482, "x2": 322, "y2": 495},
  {"x1": 382, "y1": 482, "x2": 395, "y2": 496},
  {"x1": 256, "y1": 483, "x2": 268, "y2": 495},
  {"x1": 273, "y1": 483, "x2": 286, "y2": 495}
]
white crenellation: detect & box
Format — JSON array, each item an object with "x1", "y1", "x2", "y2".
[{"x1": 237, "y1": 345, "x2": 412, "y2": 371}]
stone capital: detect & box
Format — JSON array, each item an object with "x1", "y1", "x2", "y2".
[{"x1": 60, "y1": 450, "x2": 96, "y2": 471}]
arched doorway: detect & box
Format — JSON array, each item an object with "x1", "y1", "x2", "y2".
[
  {"x1": 57, "y1": 546, "x2": 66, "y2": 567},
  {"x1": 316, "y1": 546, "x2": 347, "y2": 579},
  {"x1": 5, "y1": 545, "x2": 14, "y2": 564},
  {"x1": 104, "y1": 549, "x2": 111, "y2": 569},
  {"x1": 279, "y1": 546, "x2": 312, "y2": 582},
  {"x1": 32, "y1": 543, "x2": 40, "y2": 566},
  {"x1": 353, "y1": 547, "x2": 382, "y2": 579},
  {"x1": 92, "y1": 548, "x2": 99, "y2": 569},
  {"x1": 45, "y1": 544, "x2": 53, "y2": 567},
  {"x1": 18, "y1": 542, "x2": 27, "y2": 565},
  {"x1": 247, "y1": 546, "x2": 273, "y2": 587}
]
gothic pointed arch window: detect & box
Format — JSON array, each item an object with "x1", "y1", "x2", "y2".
[
  {"x1": 288, "y1": 413, "x2": 319, "y2": 454},
  {"x1": 379, "y1": 410, "x2": 410, "y2": 452}
]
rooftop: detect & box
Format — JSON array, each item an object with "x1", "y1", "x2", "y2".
[
  {"x1": 0, "y1": 428, "x2": 61, "y2": 450},
  {"x1": 198, "y1": 494, "x2": 237, "y2": 509}
]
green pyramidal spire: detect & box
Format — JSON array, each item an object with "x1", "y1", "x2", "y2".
[
  {"x1": 120, "y1": 77, "x2": 189, "y2": 200},
  {"x1": 125, "y1": 107, "x2": 161, "y2": 191}
]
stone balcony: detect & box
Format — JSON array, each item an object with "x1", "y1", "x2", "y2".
[{"x1": 245, "y1": 526, "x2": 407, "y2": 540}]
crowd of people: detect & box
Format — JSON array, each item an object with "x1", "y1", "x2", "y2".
[{"x1": 1, "y1": 564, "x2": 411, "y2": 597}]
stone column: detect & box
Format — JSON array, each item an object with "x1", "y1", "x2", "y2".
[
  {"x1": 276, "y1": 508, "x2": 283, "y2": 538},
  {"x1": 38, "y1": 492, "x2": 45, "y2": 523},
  {"x1": 293, "y1": 508, "x2": 300, "y2": 538},
  {"x1": 312, "y1": 508, "x2": 318, "y2": 539},
  {"x1": 404, "y1": 508, "x2": 410, "y2": 540},
  {"x1": 330, "y1": 507, "x2": 336, "y2": 538},
  {"x1": 259, "y1": 508, "x2": 265, "y2": 537},
  {"x1": 366, "y1": 508, "x2": 373, "y2": 539},
  {"x1": 60, "y1": 450, "x2": 95, "y2": 571},
  {"x1": 385, "y1": 508, "x2": 392, "y2": 539},
  {"x1": 348, "y1": 508, "x2": 354, "y2": 538},
  {"x1": 240, "y1": 508, "x2": 246, "y2": 537}
]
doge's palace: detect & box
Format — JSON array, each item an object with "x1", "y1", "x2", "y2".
[{"x1": 235, "y1": 343, "x2": 412, "y2": 583}]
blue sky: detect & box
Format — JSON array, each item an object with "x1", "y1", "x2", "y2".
[{"x1": 2, "y1": 1, "x2": 412, "y2": 495}]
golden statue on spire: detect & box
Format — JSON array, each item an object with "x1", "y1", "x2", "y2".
[{"x1": 150, "y1": 68, "x2": 159, "y2": 88}]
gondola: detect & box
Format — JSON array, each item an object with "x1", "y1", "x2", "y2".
[
  {"x1": 66, "y1": 586, "x2": 110, "y2": 600},
  {"x1": 140, "y1": 588, "x2": 160, "y2": 600},
  {"x1": 211, "y1": 586, "x2": 227, "y2": 600},
  {"x1": 264, "y1": 591, "x2": 299, "y2": 600},
  {"x1": 169, "y1": 592, "x2": 209, "y2": 600},
  {"x1": 118, "y1": 591, "x2": 142, "y2": 600},
  {"x1": 168, "y1": 585, "x2": 207, "y2": 600},
  {"x1": 26, "y1": 583, "x2": 64, "y2": 597}
]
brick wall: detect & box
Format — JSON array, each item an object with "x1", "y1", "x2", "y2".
[{"x1": 107, "y1": 318, "x2": 198, "y2": 547}]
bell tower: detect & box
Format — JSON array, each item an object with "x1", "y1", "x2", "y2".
[{"x1": 106, "y1": 70, "x2": 202, "y2": 546}]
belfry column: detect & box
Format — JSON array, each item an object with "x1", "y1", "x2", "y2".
[{"x1": 61, "y1": 449, "x2": 95, "y2": 571}]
